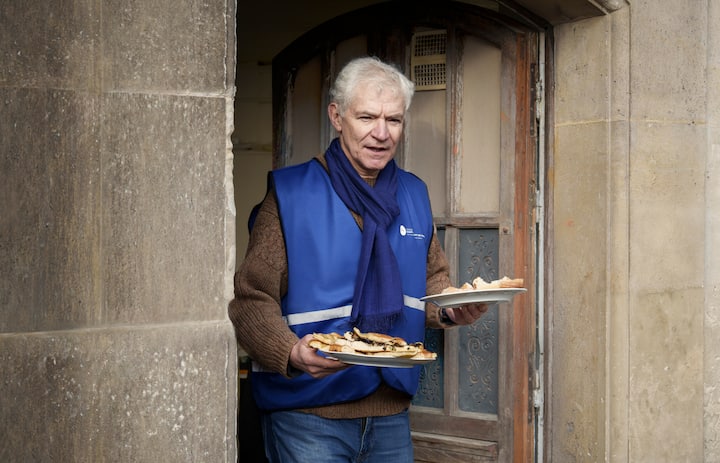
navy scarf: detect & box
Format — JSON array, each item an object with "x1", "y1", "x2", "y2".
[{"x1": 325, "y1": 138, "x2": 404, "y2": 332}]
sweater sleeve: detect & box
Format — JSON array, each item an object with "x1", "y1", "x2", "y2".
[
  {"x1": 227, "y1": 191, "x2": 298, "y2": 377},
  {"x1": 424, "y1": 228, "x2": 454, "y2": 329}
]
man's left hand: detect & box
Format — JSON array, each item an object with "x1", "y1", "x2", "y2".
[{"x1": 444, "y1": 302, "x2": 489, "y2": 325}]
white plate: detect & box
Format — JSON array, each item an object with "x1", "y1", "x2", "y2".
[
  {"x1": 421, "y1": 288, "x2": 527, "y2": 308},
  {"x1": 321, "y1": 350, "x2": 436, "y2": 368}
]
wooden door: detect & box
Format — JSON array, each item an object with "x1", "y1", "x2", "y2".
[{"x1": 272, "y1": 3, "x2": 539, "y2": 461}]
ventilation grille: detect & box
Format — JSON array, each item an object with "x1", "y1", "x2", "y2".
[{"x1": 411, "y1": 30, "x2": 447, "y2": 91}]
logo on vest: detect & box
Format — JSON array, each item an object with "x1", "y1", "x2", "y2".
[{"x1": 399, "y1": 224, "x2": 426, "y2": 240}]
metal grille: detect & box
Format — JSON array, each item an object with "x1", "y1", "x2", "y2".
[
  {"x1": 414, "y1": 31, "x2": 447, "y2": 56},
  {"x1": 413, "y1": 63, "x2": 447, "y2": 89},
  {"x1": 411, "y1": 30, "x2": 447, "y2": 90}
]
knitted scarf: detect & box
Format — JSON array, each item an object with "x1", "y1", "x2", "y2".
[{"x1": 325, "y1": 138, "x2": 404, "y2": 332}]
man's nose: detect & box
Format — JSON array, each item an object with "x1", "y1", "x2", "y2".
[{"x1": 372, "y1": 119, "x2": 389, "y2": 139}]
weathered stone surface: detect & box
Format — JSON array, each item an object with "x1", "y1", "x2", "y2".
[
  {"x1": 607, "y1": 118, "x2": 631, "y2": 463},
  {"x1": 0, "y1": 322, "x2": 237, "y2": 462},
  {"x1": 101, "y1": 0, "x2": 232, "y2": 93},
  {"x1": 0, "y1": 2, "x2": 98, "y2": 89},
  {"x1": 629, "y1": 288, "x2": 704, "y2": 462},
  {"x1": 553, "y1": 15, "x2": 611, "y2": 124},
  {"x1": 553, "y1": 4, "x2": 709, "y2": 461},
  {"x1": 101, "y1": 92, "x2": 228, "y2": 324},
  {"x1": 0, "y1": 88, "x2": 102, "y2": 332},
  {"x1": 705, "y1": 2, "x2": 720, "y2": 457},
  {"x1": 626, "y1": 113, "x2": 706, "y2": 463},
  {"x1": 629, "y1": 0, "x2": 707, "y2": 122},
  {"x1": 0, "y1": 90, "x2": 228, "y2": 330},
  {"x1": 551, "y1": 120, "x2": 609, "y2": 462},
  {"x1": 706, "y1": 139, "x2": 720, "y2": 462},
  {"x1": 0, "y1": 0, "x2": 237, "y2": 461},
  {"x1": 553, "y1": 17, "x2": 632, "y2": 459},
  {"x1": 629, "y1": 122, "x2": 706, "y2": 291}
]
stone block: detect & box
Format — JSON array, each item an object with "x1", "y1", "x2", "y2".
[
  {"x1": 553, "y1": 122, "x2": 609, "y2": 258},
  {"x1": 0, "y1": 88, "x2": 102, "y2": 332},
  {"x1": 551, "y1": 121, "x2": 610, "y2": 461},
  {"x1": 101, "y1": 93, "x2": 227, "y2": 323},
  {"x1": 0, "y1": 2, "x2": 97, "y2": 89},
  {"x1": 629, "y1": 287, "x2": 704, "y2": 462},
  {"x1": 101, "y1": 0, "x2": 232, "y2": 93},
  {"x1": 609, "y1": 7, "x2": 630, "y2": 122},
  {"x1": 553, "y1": 16, "x2": 611, "y2": 124},
  {"x1": 627, "y1": 118, "x2": 706, "y2": 462},
  {"x1": 629, "y1": 1, "x2": 707, "y2": 122},
  {"x1": 629, "y1": 121, "x2": 705, "y2": 292},
  {"x1": 0, "y1": 322, "x2": 237, "y2": 462}
]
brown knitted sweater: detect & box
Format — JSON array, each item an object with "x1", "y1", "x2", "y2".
[{"x1": 227, "y1": 155, "x2": 454, "y2": 419}]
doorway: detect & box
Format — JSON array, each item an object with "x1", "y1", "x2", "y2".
[{"x1": 270, "y1": 2, "x2": 541, "y2": 461}]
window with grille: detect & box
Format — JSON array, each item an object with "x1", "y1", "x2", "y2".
[{"x1": 411, "y1": 30, "x2": 447, "y2": 90}]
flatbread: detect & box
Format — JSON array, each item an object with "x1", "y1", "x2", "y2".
[{"x1": 310, "y1": 329, "x2": 436, "y2": 360}]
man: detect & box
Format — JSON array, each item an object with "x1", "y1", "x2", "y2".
[{"x1": 228, "y1": 56, "x2": 488, "y2": 463}]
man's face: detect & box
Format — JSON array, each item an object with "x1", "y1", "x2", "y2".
[{"x1": 328, "y1": 81, "x2": 406, "y2": 178}]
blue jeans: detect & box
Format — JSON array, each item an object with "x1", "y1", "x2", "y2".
[{"x1": 261, "y1": 409, "x2": 414, "y2": 463}]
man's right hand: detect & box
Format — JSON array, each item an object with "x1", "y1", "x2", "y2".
[{"x1": 289, "y1": 333, "x2": 350, "y2": 379}]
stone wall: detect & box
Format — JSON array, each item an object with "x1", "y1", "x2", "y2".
[
  {"x1": 4, "y1": 0, "x2": 720, "y2": 461},
  {"x1": 0, "y1": 1, "x2": 237, "y2": 461},
  {"x1": 704, "y1": 0, "x2": 720, "y2": 460},
  {"x1": 551, "y1": 1, "x2": 718, "y2": 461}
]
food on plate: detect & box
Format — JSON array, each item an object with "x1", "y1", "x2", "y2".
[
  {"x1": 309, "y1": 327, "x2": 437, "y2": 360},
  {"x1": 473, "y1": 275, "x2": 525, "y2": 289},
  {"x1": 440, "y1": 275, "x2": 524, "y2": 294},
  {"x1": 440, "y1": 282, "x2": 473, "y2": 294}
]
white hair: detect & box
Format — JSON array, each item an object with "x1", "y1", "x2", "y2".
[{"x1": 329, "y1": 56, "x2": 415, "y2": 115}]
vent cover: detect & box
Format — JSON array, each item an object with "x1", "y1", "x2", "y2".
[{"x1": 411, "y1": 30, "x2": 447, "y2": 91}]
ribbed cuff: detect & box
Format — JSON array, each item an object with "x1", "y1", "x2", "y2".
[{"x1": 439, "y1": 307, "x2": 456, "y2": 326}]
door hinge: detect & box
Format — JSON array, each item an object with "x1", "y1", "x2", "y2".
[
  {"x1": 533, "y1": 376, "x2": 544, "y2": 410},
  {"x1": 530, "y1": 62, "x2": 544, "y2": 119},
  {"x1": 529, "y1": 356, "x2": 544, "y2": 422},
  {"x1": 534, "y1": 187, "x2": 543, "y2": 224}
]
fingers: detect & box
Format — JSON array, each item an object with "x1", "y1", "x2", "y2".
[
  {"x1": 445, "y1": 303, "x2": 489, "y2": 326},
  {"x1": 289, "y1": 334, "x2": 349, "y2": 379}
]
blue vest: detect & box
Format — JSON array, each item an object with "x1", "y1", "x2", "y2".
[{"x1": 251, "y1": 159, "x2": 434, "y2": 411}]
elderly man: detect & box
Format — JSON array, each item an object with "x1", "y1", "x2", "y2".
[{"x1": 228, "y1": 56, "x2": 488, "y2": 463}]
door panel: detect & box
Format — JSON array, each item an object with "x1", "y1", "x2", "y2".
[
  {"x1": 459, "y1": 36, "x2": 502, "y2": 214},
  {"x1": 289, "y1": 55, "x2": 322, "y2": 165},
  {"x1": 272, "y1": 3, "x2": 538, "y2": 461},
  {"x1": 406, "y1": 90, "x2": 448, "y2": 216}
]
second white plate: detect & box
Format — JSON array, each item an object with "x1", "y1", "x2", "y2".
[
  {"x1": 421, "y1": 288, "x2": 526, "y2": 308},
  {"x1": 322, "y1": 350, "x2": 436, "y2": 368}
]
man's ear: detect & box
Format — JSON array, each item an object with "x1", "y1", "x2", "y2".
[{"x1": 328, "y1": 103, "x2": 342, "y2": 132}]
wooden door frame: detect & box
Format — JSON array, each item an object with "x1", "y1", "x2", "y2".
[{"x1": 509, "y1": 30, "x2": 537, "y2": 463}]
